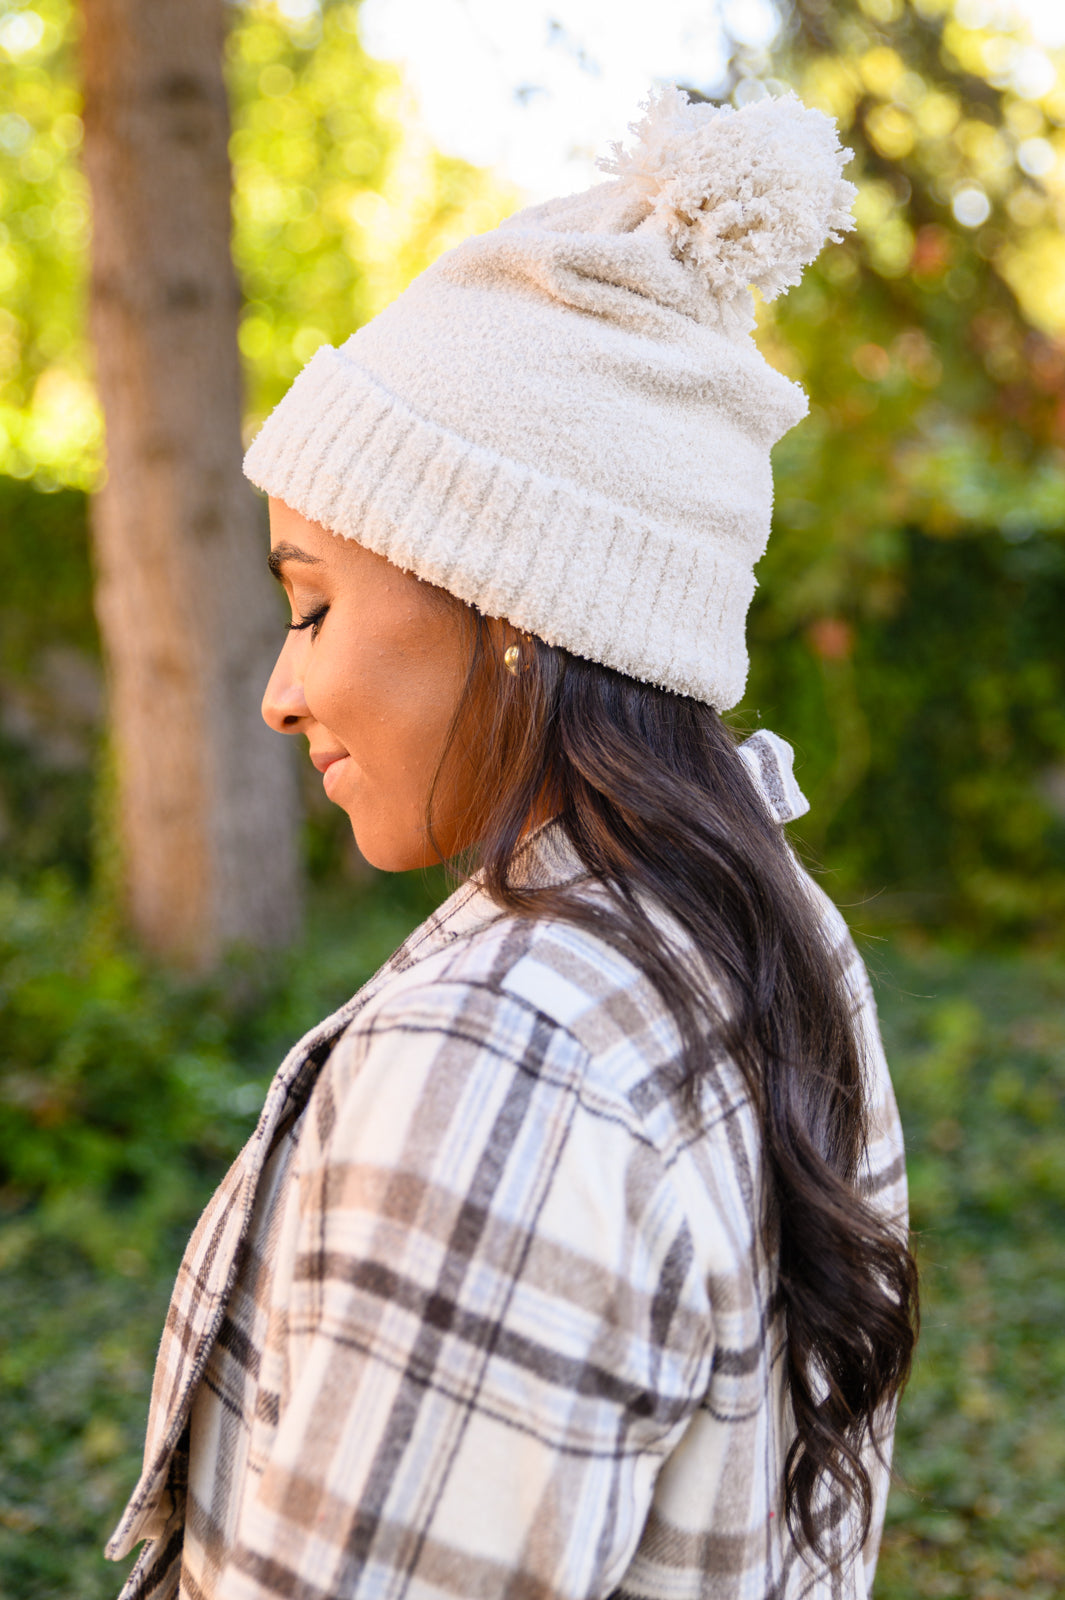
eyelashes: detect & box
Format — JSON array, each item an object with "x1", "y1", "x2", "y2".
[{"x1": 287, "y1": 602, "x2": 329, "y2": 639}]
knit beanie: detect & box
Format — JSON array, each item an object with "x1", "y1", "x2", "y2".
[{"x1": 244, "y1": 87, "x2": 855, "y2": 710}]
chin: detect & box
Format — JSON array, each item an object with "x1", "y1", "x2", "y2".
[{"x1": 349, "y1": 818, "x2": 443, "y2": 875}]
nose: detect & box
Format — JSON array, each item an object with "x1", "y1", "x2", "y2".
[{"x1": 262, "y1": 642, "x2": 311, "y2": 734}]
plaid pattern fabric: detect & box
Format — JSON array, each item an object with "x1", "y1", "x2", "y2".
[{"x1": 108, "y1": 771, "x2": 907, "y2": 1600}]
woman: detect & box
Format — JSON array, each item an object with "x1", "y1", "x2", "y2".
[{"x1": 107, "y1": 88, "x2": 917, "y2": 1600}]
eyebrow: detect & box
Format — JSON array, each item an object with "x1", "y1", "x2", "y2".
[{"x1": 268, "y1": 542, "x2": 323, "y2": 580}]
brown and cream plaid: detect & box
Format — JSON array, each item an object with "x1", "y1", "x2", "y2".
[{"x1": 107, "y1": 814, "x2": 907, "y2": 1600}]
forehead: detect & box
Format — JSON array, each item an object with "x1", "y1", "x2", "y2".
[{"x1": 268, "y1": 496, "x2": 336, "y2": 554}]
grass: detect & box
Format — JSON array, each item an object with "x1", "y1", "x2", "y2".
[
  {"x1": 1, "y1": 888, "x2": 1063, "y2": 1599},
  {"x1": 870, "y1": 935, "x2": 1065, "y2": 1599}
]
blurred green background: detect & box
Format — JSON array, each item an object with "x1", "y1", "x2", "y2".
[{"x1": 1, "y1": 0, "x2": 1064, "y2": 1595}]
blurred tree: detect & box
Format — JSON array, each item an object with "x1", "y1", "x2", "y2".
[
  {"x1": 80, "y1": 0, "x2": 301, "y2": 963},
  {"x1": 0, "y1": 0, "x2": 514, "y2": 909}
]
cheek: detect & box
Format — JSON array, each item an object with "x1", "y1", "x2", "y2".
[
  {"x1": 302, "y1": 649, "x2": 361, "y2": 734},
  {"x1": 303, "y1": 616, "x2": 468, "y2": 786}
]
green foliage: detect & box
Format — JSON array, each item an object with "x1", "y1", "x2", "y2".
[
  {"x1": 0, "y1": 877, "x2": 250, "y2": 1252},
  {"x1": 870, "y1": 937, "x2": 1065, "y2": 1596},
  {"x1": 0, "y1": 476, "x2": 93, "y2": 677},
  {"x1": 0, "y1": 1235, "x2": 172, "y2": 1600},
  {"x1": 0, "y1": 476, "x2": 99, "y2": 885},
  {"x1": 0, "y1": 0, "x2": 97, "y2": 487},
  {"x1": 745, "y1": 520, "x2": 1065, "y2": 932},
  {"x1": 729, "y1": 0, "x2": 1065, "y2": 933},
  {"x1": 0, "y1": 869, "x2": 446, "y2": 1262}
]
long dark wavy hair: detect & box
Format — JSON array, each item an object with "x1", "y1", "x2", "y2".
[{"x1": 430, "y1": 611, "x2": 919, "y2": 1569}]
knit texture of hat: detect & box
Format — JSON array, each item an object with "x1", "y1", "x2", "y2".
[{"x1": 244, "y1": 87, "x2": 855, "y2": 710}]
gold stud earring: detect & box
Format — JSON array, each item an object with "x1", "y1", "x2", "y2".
[{"x1": 503, "y1": 643, "x2": 522, "y2": 676}]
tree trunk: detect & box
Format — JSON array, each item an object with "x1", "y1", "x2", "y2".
[{"x1": 80, "y1": 0, "x2": 300, "y2": 964}]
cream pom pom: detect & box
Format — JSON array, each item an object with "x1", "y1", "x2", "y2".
[{"x1": 599, "y1": 85, "x2": 856, "y2": 305}]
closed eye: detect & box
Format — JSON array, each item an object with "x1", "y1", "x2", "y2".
[{"x1": 287, "y1": 602, "x2": 329, "y2": 638}]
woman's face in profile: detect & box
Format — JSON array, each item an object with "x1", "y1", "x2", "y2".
[{"x1": 262, "y1": 497, "x2": 478, "y2": 871}]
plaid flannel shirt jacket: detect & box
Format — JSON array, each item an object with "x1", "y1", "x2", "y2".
[{"x1": 107, "y1": 741, "x2": 908, "y2": 1600}]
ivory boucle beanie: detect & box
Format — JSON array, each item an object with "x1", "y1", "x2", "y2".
[{"x1": 244, "y1": 87, "x2": 855, "y2": 710}]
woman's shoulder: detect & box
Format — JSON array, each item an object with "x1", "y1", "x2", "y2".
[
  {"x1": 334, "y1": 871, "x2": 770, "y2": 1183},
  {"x1": 297, "y1": 892, "x2": 712, "y2": 1274},
  {"x1": 302, "y1": 892, "x2": 760, "y2": 1304},
  {"x1": 326, "y1": 846, "x2": 902, "y2": 1182},
  {"x1": 343, "y1": 890, "x2": 681, "y2": 1111}
]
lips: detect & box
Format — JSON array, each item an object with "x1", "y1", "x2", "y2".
[
  {"x1": 309, "y1": 748, "x2": 350, "y2": 799},
  {"x1": 310, "y1": 748, "x2": 346, "y2": 773}
]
